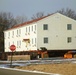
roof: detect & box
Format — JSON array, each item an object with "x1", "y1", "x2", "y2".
[
  {"x1": 5, "y1": 14, "x2": 52, "y2": 31},
  {"x1": 4, "y1": 12, "x2": 76, "y2": 31}
]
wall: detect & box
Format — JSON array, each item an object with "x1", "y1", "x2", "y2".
[
  {"x1": 4, "y1": 13, "x2": 76, "y2": 52},
  {"x1": 8, "y1": 55, "x2": 30, "y2": 61},
  {"x1": 37, "y1": 13, "x2": 76, "y2": 50},
  {"x1": 4, "y1": 23, "x2": 37, "y2": 52}
]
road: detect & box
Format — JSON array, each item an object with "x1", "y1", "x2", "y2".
[
  {"x1": 0, "y1": 68, "x2": 52, "y2": 75},
  {"x1": 0, "y1": 58, "x2": 76, "y2": 75}
]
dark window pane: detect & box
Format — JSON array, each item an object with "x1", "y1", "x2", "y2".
[
  {"x1": 67, "y1": 37, "x2": 72, "y2": 43},
  {"x1": 67, "y1": 24, "x2": 72, "y2": 30},
  {"x1": 43, "y1": 24, "x2": 48, "y2": 30},
  {"x1": 44, "y1": 37, "x2": 48, "y2": 43}
]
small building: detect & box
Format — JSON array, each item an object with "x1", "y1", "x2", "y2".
[{"x1": 4, "y1": 13, "x2": 76, "y2": 54}]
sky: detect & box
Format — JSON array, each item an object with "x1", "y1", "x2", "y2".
[{"x1": 0, "y1": 0, "x2": 76, "y2": 19}]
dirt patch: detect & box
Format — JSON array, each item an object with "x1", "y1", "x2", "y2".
[{"x1": 15, "y1": 63, "x2": 76, "y2": 75}]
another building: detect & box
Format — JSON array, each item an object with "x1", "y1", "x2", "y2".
[{"x1": 4, "y1": 13, "x2": 76, "y2": 53}]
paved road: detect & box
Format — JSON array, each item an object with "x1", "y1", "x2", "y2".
[{"x1": 0, "y1": 68, "x2": 52, "y2": 75}]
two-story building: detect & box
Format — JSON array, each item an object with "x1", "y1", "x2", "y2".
[{"x1": 4, "y1": 13, "x2": 76, "y2": 57}]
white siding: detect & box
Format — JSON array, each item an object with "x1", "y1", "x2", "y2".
[
  {"x1": 4, "y1": 24, "x2": 37, "y2": 52},
  {"x1": 37, "y1": 13, "x2": 76, "y2": 50},
  {"x1": 4, "y1": 13, "x2": 76, "y2": 52}
]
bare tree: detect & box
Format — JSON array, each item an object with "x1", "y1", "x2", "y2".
[
  {"x1": 15, "y1": 15, "x2": 28, "y2": 24},
  {"x1": 0, "y1": 12, "x2": 16, "y2": 52},
  {"x1": 0, "y1": 12, "x2": 16, "y2": 30},
  {"x1": 57, "y1": 8, "x2": 76, "y2": 20},
  {"x1": 31, "y1": 12, "x2": 44, "y2": 20}
]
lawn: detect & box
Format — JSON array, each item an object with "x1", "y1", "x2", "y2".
[{"x1": 15, "y1": 62, "x2": 76, "y2": 75}]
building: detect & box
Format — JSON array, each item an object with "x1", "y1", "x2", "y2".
[{"x1": 4, "y1": 13, "x2": 76, "y2": 53}]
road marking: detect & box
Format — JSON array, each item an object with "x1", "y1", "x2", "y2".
[{"x1": 0, "y1": 67, "x2": 61, "y2": 75}]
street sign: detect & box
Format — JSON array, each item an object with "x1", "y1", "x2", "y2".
[
  {"x1": 10, "y1": 45, "x2": 16, "y2": 67},
  {"x1": 10, "y1": 45, "x2": 16, "y2": 52}
]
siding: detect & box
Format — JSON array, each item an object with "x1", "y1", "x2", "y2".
[
  {"x1": 37, "y1": 13, "x2": 76, "y2": 50},
  {"x1": 4, "y1": 24, "x2": 37, "y2": 52},
  {"x1": 4, "y1": 13, "x2": 76, "y2": 52}
]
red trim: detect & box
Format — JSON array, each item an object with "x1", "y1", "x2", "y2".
[{"x1": 5, "y1": 14, "x2": 53, "y2": 31}]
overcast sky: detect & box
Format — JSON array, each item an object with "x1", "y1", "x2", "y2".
[{"x1": 0, "y1": 0, "x2": 76, "y2": 19}]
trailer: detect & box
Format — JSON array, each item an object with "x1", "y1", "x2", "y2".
[
  {"x1": 0, "y1": 50, "x2": 48, "y2": 60},
  {"x1": 64, "y1": 51, "x2": 76, "y2": 59}
]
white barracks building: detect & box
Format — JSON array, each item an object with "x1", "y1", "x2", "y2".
[{"x1": 4, "y1": 13, "x2": 76, "y2": 52}]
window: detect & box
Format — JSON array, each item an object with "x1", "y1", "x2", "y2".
[
  {"x1": 67, "y1": 37, "x2": 72, "y2": 43},
  {"x1": 19, "y1": 41, "x2": 21, "y2": 48},
  {"x1": 35, "y1": 38, "x2": 36, "y2": 43},
  {"x1": 44, "y1": 37, "x2": 48, "y2": 43},
  {"x1": 32, "y1": 38, "x2": 33, "y2": 44},
  {"x1": 13, "y1": 41, "x2": 14, "y2": 44},
  {"x1": 8, "y1": 42, "x2": 10, "y2": 47},
  {"x1": 8, "y1": 32, "x2": 10, "y2": 37},
  {"x1": 67, "y1": 24, "x2": 72, "y2": 30},
  {"x1": 29, "y1": 27, "x2": 30, "y2": 32},
  {"x1": 32, "y1": 26, "x2": 33, "y2": 31},
  {"x1": 19, "y1": 29, "x2": 21, "y2": 34},
  {"x1": 19, "y1": 41, "x2": 21, "y2": 46},
  {"x1": 35, "y1": 25, "x2": 36, "y2": 30},
  {"x1": 26, "y1": 27, "x2": 27, "y2": 32},
  {"x1": 12, "y1": 31, "x2": 14, "y2": 36},
  {"x1": 17, "y1": 41, "x2": 19, "y2": 48},
  {"x1": 17, "y1": 30, "x2": 18, "y2": 35},
  {"x1": 16, "y1": 41, "x2": 21, "y2": 48},
  {"x1": 8, "y1": 32, "x2": 10, "y2": 38},
  {"x1": 43, "y1": 24, "x2": 48, "y2": 30}
]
